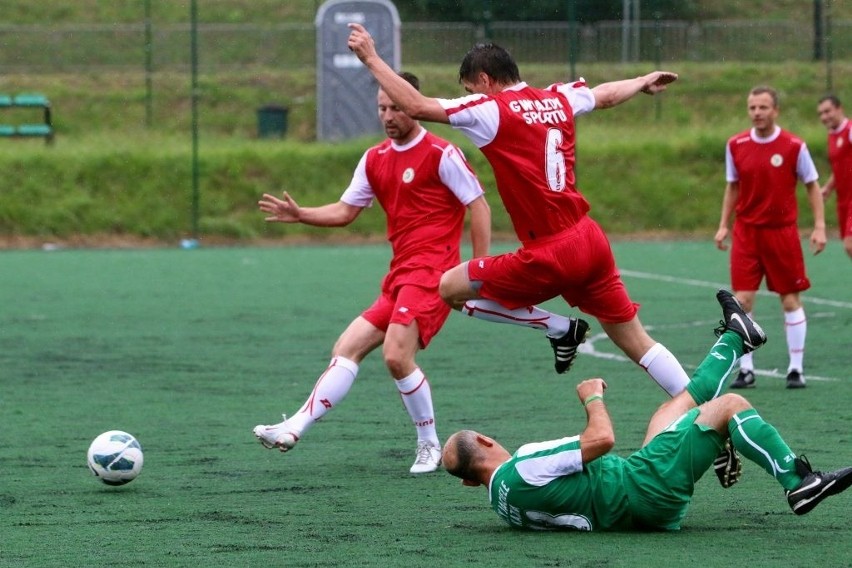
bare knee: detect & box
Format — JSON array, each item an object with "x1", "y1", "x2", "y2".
[
  {"x1": 438, "y1": 271, "x2": 454, "y2": 303},
  {"x1": 735, "y1": 291, "x2": 755, "y2": 313},
  {"x1": 439, "y1": 263, "x2": 477, "y2": 304},
  {"x1": 718, "y1": 393, "x2": 752, "y2": 413},
  {"x1": 382, "y1": 345, "x2": 413, "y2": 379},
  {"x1": 601, "y1": 319, "x2": 656, "y2": 363},
  {"x1": 776, "y1": 290, "x2": 801, "y2": 312}
]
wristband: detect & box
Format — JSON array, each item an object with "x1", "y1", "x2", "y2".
[{"x1": 583, "y1": 394, "x2": 604, "y2": 407}]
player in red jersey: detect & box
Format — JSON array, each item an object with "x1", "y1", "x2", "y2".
[
  {"x1": 253, "y1": 73, "x2": 492, "y2": 474},
  {"x1": 715, "y1": 86, "x2": 826, "y2": 390},
  {"x1": 817, "y1": 95, "x2": 852, "y2": 259},
  {"x1": 348, "y1": 24, "x2": 691, "y2": 401}
]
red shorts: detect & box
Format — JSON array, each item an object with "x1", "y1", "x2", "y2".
[
  {"x1": 466, "y1": 216, "x2": 638, "y2": 324},
  {"x1": 361, "y1": 283, "x2": 450, "y2": 349},
  {"x1": 730, "y1": 223, "x2": 810, "y2": 294}
]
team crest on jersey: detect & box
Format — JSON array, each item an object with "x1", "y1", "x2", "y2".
[
  {"x1": 837, "y1": 138, "x2": 844, "y2": 148},
  {"x1": 770, "y1": 154, "x2": 784, "y2": 167},
  {"x1": 402, "y1": 167, "x2": 415, "y2": 183}
]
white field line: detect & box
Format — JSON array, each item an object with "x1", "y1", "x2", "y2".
[
  {"x1": 578, "y1": 270, "x2": 847, "y2": 382},
  {"x1": 620, "y1": 270, "x2": 852, "y2": 310}
]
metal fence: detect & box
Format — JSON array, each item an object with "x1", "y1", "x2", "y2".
[{"x1": 0, "y1": 19, "x2": 849, "y2": 72}]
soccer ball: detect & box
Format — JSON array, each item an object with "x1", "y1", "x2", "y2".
[{"x1": 86, "y1": 430, "x2": 144, "y2": 486}]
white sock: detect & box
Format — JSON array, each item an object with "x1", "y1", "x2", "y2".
[
  {"x1": 785, "y1": 307, "x2": 806, "y2": 372},
  {"x1": 739, "y1": 313, "x2": 755, "y2": 372},
  {"x1": 462, "y1": 299, "x2": 571, "y2": 337},
  {"x1": 288, "y1": 356, "x2": 359, "y2": 436},
  {"x1": 739, "y1": 352, "x2": 754, "y2": 372},
  {"x1": 639, "y1": 343, "x2": 690, "y2": 397},
  {"x1": 395, "y1": 368, "x2": 439, "y2": 447}
]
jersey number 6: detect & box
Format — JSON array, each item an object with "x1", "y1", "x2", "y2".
[{"x1": 545, "y1": 128, "x2": 567, "y2": 192}]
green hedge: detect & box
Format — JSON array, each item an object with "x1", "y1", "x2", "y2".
[
  {"x1": 0, "y1": 128, "x2": 831, "y2": 243},
  {"x1": 0, "y1": 61, "x2": 840, "y2": 243}
]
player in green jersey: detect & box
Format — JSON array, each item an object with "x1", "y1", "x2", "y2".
[{"x1": 443, "y1": 290, "x2": 852, "y2": 531}]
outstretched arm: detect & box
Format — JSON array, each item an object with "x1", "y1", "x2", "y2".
[
  {"x1": 258, "y1": 192, "x2": 362, "y2": 227},
  {"x1": 591, "y1": 71, "x2": 678, "y2": 109},
  {"x1": 347, "y1": 23, "x2": 450, "y2": 124},
  {"x1": 575, "y1": 378, "x2": 614, "y2": 464}
]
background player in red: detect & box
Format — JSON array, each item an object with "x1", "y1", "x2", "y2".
[
  {"x1": 816, "y1": 94, "x2": 852, "y2": 259},
  {"x1": 715, "y1": 86, "x2": 826, "y2": 390},
  {"x1": 348, "y1": 24, "x2": 691, "y2": 401},
  {"x1": 253, "y1": 73, "x2": 491, "y2": 473}
]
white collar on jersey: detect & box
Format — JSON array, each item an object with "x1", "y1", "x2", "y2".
[
  {"x1": 503, "y1": 82, "x2": 527, "y2": 92},
  {"x1": 389, "y1": 126, "x2": 427, "y2": 151},
  {"x1": 831, "y1": 118, "x2": 849, "y2": 135},
  {"x1": 749, "y1": 125, "x2": 781, "y2": 144}
]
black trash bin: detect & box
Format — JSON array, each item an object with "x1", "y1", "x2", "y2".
[{"x1": 257, "y1": 104, "x2": 289, "y2": 138}]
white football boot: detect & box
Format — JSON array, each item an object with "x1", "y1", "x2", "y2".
[
  {"x1": 409, "y1": 440, "x2": 442, "y2": 474},
  {"x1": 253, "y1": 415, "x2": 299, "y2": 452}
]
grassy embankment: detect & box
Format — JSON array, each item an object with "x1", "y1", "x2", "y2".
[{"x1": 0, "y1": 60, "x2": 845, "y2": 245}]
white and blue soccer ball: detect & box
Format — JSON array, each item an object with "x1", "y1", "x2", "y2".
[{"x1": 86, "y1": 430, "x2": 144, "y2": 486}]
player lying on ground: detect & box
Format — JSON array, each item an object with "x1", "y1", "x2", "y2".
[{"x1": 442, "y1": 290, "x2": 852, "y2": 530}]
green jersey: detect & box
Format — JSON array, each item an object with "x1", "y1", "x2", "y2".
[
  {"x1": 488, "y1": 435, "x2": 633, "y2": 531},
  {"x1": 487, "y1": 409, "x2": 722, "y2": 531}
]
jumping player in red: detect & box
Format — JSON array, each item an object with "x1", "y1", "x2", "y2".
[
  {"x1": 253, "y1": 73, "x2": 491, "y2": 473},
  {"x1": 817, "y1": 94, "x2": 852, "y2": 259},
  {"x1": 347, "y1": 24, "x2": 691, "y2": 400},
  {"x1": 715, "y1": 86, "x2": 826, "y2": 390}
]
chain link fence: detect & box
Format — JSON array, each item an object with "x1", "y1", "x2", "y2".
[{"x1": 0, "y1": 19, "x2": 849, "y2": 72}]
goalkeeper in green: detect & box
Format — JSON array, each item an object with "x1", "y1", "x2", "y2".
[{"x1": 443, "y1": 290, "x2": 851, "y2": 531}]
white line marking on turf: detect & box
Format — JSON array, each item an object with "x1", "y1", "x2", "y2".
[
  {"x1": 580, "y1": 334, "x2": 838, "y2": 382},
  {"x1": 620, "y1": 270, "x2": 852, "y2": 309}
]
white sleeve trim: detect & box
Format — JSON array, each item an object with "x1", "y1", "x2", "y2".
[
  {"x1": 797, "y1": 143, "x2": 820, "y2": 184},
  {"x1": 725, "y1": 143, "x2": 738, "y2": 183},
  {"x1": 438, "y1": 145, "x2": 485, "y2": 205},
  {"x1": 339, "y1": 151, "x2": 374, "y2": 208},
  {"x1": 514, "y1": 436, "x2": 584, "y2": 487},
  {"x1": 438, "y1": 95, "x2": 499, "y2": 148},
  {"x1": 553, "y1": 80, "x2": 595, "y2": 117}
]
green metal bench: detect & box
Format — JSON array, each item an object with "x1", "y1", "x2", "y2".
[{"x1": 0, "y1": 93, "x2": 53, "y2": 143}]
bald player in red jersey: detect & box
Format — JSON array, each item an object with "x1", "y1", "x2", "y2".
[
  {"x1": 817, "y1": 94, "x2": 852, "y2": 259},
  {"x1": 253, "y1": 73, "x2": 491, "y2": 474},
  {"x1": 348, "y1": 24, "x2": 692, "y2": 402},
  {"x1": 715, "y1": 86, "x2": 826, "y2": 390}
]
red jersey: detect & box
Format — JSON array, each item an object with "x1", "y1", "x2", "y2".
[
  {"x1": 726, "y1": 127, "x2": 819, "y2": 227},
  {"x1": 440, "y1": 81, "x2": 595, "y2": 244},
  {"x1": 827, "y1": 118, "x2": 852, "y2": 211},
  {"x1": 341, "y1": 129, "x2": 484, "y2": 291}
]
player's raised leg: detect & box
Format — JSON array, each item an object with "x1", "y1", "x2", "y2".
[
  {"x1": 641, "y1": 290, "x2": 766, "y2": 486},
  {"x1": 441, "y1": 260, "x2": 589, "y2": 374},
  {"x1": 695, "y1": 393, "x2": 852, "y2": 514}
]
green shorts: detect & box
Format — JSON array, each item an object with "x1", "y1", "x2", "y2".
[{"x1": 622, "y1": 407, "x2": 725, "y2": 530}]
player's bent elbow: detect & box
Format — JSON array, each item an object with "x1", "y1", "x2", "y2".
[
  {"x1": 599, "y1": 433, "x2": 616, "y2": 453},
  {"x1": 581, "y1": 431, "x2": 615, "y2": 463}
]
